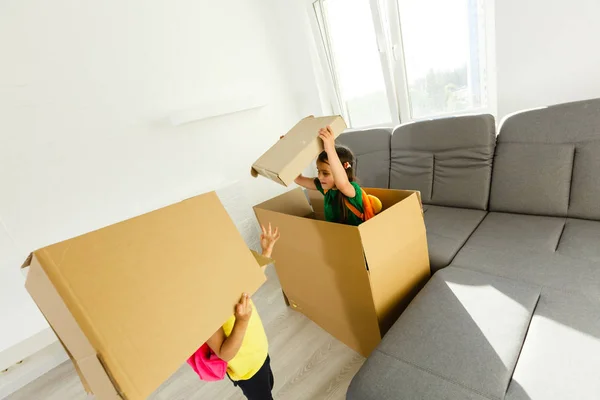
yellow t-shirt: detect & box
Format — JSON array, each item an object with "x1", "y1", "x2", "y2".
[{"x1": 222, "y1": 300, "x2": 269, "y2": 381}]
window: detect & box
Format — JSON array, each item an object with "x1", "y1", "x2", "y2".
[
  {"x1": 313, "y1": 0, "x2": 393, "y2": 127},
  {"x1": 311, "y1": 0, "x2": 494, "y2": 127}
]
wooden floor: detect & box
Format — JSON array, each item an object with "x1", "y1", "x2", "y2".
[{"x1": 7, "y1": 266, "x2": 364, "y2": 400}]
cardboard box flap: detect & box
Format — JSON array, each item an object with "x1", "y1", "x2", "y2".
[
  {"x1": 250, "y1": 250, "x2": 272, "y2": 267},
  {"x1": 250, "y1": 116, "x2": 316, "y2": 180},
  {"x1": 79, "y1": 354, "x2": 124, "y2": 400},
  {"x1": 66, "y1": 345, "x2": 92, "y2": 394},
  {"x1": 21, "y1": 253, "x2": 33, "y2": 269},
  {"x1": 358, "y1": 190, "x2": 430, "y2": 333},
  {"x1": 252, "y1": 116, "x2": 347, "y2": 186},
  {"x1": 254, "y1": 188, "x2": 314, "y2": 218},
  {"x1": 25, "y1": 192, "x2": 266, "y2": 400},
  {"x1": 25, "y1": 255, "x2": 122, "y2": 398},
  {"x1": 362, "y1": 188, "x2": 418, "y2": 213},
  {"x1": 306, "y1": 188, "x2": 325, "y2": 217}
]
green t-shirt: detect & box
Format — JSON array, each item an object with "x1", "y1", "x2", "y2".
[{"x1": 314, "y1": 179, "x2": 365, "y2": 226}]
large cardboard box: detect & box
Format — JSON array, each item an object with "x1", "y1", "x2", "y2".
[
  {"x1": 251, "y1": 115, "x2": 347, "y2": 186},
  {"x1": 253, "y1": 187, "x2": 430, "y2": 357},
  {"x1": 21, "y1": 192, "x2": 270, "y2": 400}
]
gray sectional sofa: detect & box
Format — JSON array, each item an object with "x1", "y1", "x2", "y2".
[{"x1": 338, "y1": 99, "x2": 600, "y2": 400}]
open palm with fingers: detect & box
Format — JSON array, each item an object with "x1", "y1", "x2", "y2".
[{"x1": 260, "y1": 223, "x2": 280, "y2": 258}]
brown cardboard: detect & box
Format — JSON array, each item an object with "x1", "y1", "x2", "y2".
[
  {"x1": 25, "y1": 256, "x2": 121, "y2": 398},
  {"x1": 251, "y1": 115, "x2": 347, "y2": 186},
  {"x1": 22, "y1": 192, "x2": 270, "y2": 400},
  {"x1": 357, "y1": 189, "x2": 429, "y2": 333},
  {"x1": 254, "y1": 188, "x2": 430, "y2": 357}
]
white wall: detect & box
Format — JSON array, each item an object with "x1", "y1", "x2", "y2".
[
  {"x1": 0, "y1": 0, "x2": 324, "y2": 371},
  {"x1": 496, "y1": 0, "x2": 600, "y2": 118},
  {"x1": 268, "y1": 0, "x2": 333, "y2": 117}
]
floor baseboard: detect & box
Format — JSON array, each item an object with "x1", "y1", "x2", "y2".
[{"x1": 0, "y1": 338, "x2": 68, "y2": 399}]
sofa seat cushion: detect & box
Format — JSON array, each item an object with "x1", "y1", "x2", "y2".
[
  {"x1": 506, "y1": 288, "x2": 600, "y2": 400},
  {"x1": 556, "y1": 218, "x2": 600, "y2": 262},
  {"x1": 423, "y1": 206, "x2": 486, "y2": 272},
  {"x1": 348, "y1": 267, "x2": 540, "y2": 400},
  {"x1": 453, "y1": 214, "x2": 600, "y2": 299},
  {"x1": 463, "y1": 212, "x2": 566, "y2": 252},
  {"x1": 454, "y1": 246, "x2": 600, "y2": 301},
  {"x1": 347, "y1": 350, "x2": 491, "y2": 400}
]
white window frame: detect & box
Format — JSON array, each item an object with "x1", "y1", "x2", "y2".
[{"x1": 306, "y1": 0, "x2": 497, "y2": 127}]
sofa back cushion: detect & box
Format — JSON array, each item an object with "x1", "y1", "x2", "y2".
[
  {"x1": 390, "y1": 115, "x2": 496, "y2": 210},
  {"x1": 490, "y1": 99, "x2": 600, "y2": 219},
  {"x1": 337, "y1": 127, "x2": 392, "y2": 189}
]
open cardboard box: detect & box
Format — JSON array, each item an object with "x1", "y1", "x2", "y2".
[
  {"x1": 21, "y1": 192, "x2": 270, "y2": 400},
  {"x1": 253, "y1": 187, "x2": 430, "y2": 357}
]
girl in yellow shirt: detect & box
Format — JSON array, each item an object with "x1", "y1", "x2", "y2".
[{"x1": 206, "y1": 224, "x2": 280, "y2": 400}]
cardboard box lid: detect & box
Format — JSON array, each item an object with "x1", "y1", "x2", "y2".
[
  {"x1": 22, "y1": 192, "x2": 268, "y2": 400},
  {"x1": 251, "y1": 115, "x2": 347, "y2": 186}
]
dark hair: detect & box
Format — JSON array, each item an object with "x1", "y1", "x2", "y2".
[{"x1": 317, "y1": 145, "x2": 356, "y2": 223}]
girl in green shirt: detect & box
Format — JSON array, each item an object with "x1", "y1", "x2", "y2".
[{"x1": 295, "y1": 126, "x2": 366, "y2": 226}]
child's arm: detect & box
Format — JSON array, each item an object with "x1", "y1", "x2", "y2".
[
  {"x1": 319, "y1": 126, "x2": 356, "y2": 198},
  {"x1": 294, "y1": 175, "x2": 318, "y2": 190},
  {"x1": 206, "y1": 293, "x2": 252, "y2": 362}
]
